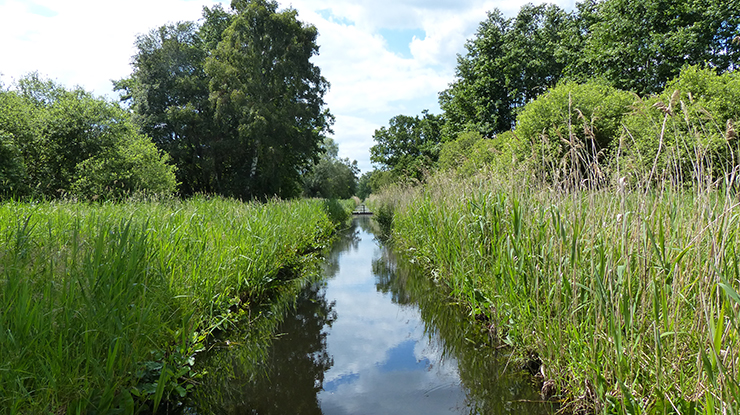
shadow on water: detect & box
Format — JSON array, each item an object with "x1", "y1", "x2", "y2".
[{"x1": 185, "y1": 217, "x2": 556, "y2": 414}]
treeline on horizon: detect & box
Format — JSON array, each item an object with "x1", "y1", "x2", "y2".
[
  {"x1": 0, "y1": 0, "x2": 359, "y2": 202},
  {"x1": 363, "y1": 0, "x2": 740, "y2": 195}
]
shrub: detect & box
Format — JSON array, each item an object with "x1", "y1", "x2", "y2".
[
  {"x1": 515, "y1": 81, "x2": 634, "y2": 184},
  {"x1": 72, "y1": 132, "x2": 178, "y2": 200},
  {"x1": 0, "y1": 131, "x2": 28, "y2": 197},
  {"x1": 438, "y1": 131, "x2": 516, "y2": 177},
  {"x1": 618, "y1": 66, "x2": 740, "y2": 186},
  {"x1": 0, "y1": 74, "x2": 178, "y2": 200}
]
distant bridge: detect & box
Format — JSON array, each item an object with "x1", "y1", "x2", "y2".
[{"x1": 352, "y1": 204, "x2": 373, "y2": 215}]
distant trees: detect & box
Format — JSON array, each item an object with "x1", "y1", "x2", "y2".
[
  {"x1": 440, "y1": 4, "x2": 574, "y2": 137},
  {"x1": 0, "y1": 74, "x2": 176, "y2": 200},
  {"x1": 577, "y1": 0, "x2": 740, "y2": 95},
  {"x1": 370, "y1": 111, "x2": 443, "y2": 181},
  {"x1": 438, "y1": 0, "x2": 739, "y2": 140},
  {"x1": 303, "y1": 138, "x2": 359, "y2": 199},
  {"x1": 365, "y1": 0, "x2": 740, "y2": 193},
  {"x1": 117, "y1": 0, "x2": 333, "y2": 200}
]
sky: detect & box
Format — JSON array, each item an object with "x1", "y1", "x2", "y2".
[{"x1": 0, "y1": 0, "x2": 575, "y2": 173}]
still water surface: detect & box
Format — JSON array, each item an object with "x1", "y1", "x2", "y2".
[{"x1": 187, "y1": 217, "x2": 554, "y2": 414}]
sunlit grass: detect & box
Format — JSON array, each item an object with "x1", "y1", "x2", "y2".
[
  {"x1": 0, "y1": 196, "x2": 339, "y2": 413},
  {"x1": 377, "y1": 174, "x2": 740, "y2": 413}
]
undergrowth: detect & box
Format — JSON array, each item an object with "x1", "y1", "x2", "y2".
[
  {"x1": 376, "y1": 174, "x2": 740, "y2": 414},
  {"x1": 0, "y1": 196, "x2": 343, "y2": 414}
]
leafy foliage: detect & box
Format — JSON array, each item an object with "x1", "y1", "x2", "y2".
[
  {"x1": 303, "y1": 138, "x2": 359, "y2": 199},
  {"x1": 0, "y1": 74, "x2": 176, "y2": 200},
  {"x1": 438, "y1": 0, "x2": 739, "y2": 144},
  {"x1": 119, "y1": 0, "x2": 332, "y2": 200},
  {"x1": 515, "y1": 81, "x2": 634, "y2": 182},
  {"x1": 618, "y1": 66, "x2": 740, "y2": 185},
  {"x1": 0, "y1": 131, "x2": 28, "y2": 197},
  {"x1": 438, "y1": 131, "x2": 510, "y2": 177},
  {"x1": 579, "y1": 0, "x2": 740, "y2": 95},
  {"x1": 115, "y1": 21, "x2": 217, "y2": 197},
  {"x1": 439, "y1": 4, "x2": 576, "y2": 137},
  {"x1": 370, "y1": 111, "x2": 443, "y2": 181}
]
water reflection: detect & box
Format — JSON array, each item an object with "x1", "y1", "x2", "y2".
[{"x1": 187, "y1": 217, "x2": 554, "y2": 414}]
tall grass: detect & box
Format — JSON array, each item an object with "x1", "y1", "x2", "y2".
[
  {"x1": 0, "y1": 197, "x2": 339, "y2": 413},
  {"x1": 376, "y1": 175, "x2": 740, "y2": 413}
]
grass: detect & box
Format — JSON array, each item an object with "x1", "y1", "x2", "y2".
[
  {"x1": 0, "y1": 196, "x2": 343, "y2": 414},
  {"x1": 374, "y1": 174, "x2": 740, "y2": 414}
]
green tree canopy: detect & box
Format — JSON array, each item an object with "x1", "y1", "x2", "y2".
[
  {"x1": 115, "y1": 20, "x2": 218, "y2": 196},
  {"x1": 439, "y1": 0, "x2": 739, "y2": 141},
  {"x1": 303, "y1": 138, "x2": 359, "y2": 199},
  {"x1": 0, "y1": 74, "x2": 177, "y2": 200},
  {"x1": 370, "y1": 111, "x2": 443, "y2": 181},
  {"x1": 118, "y1": 0, "x2": 332, "y2": 200},
  {"x1": 439, "y1": 4, "x2": 574, "y2": 137},
  {"x1": 579, "y1": 0, "x2": 740, "y2": 95},
  {"x1": 207, "y1": 0, "x2": 332, "y2": 199}
]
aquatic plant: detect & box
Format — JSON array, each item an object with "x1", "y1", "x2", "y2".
[
  {"x1": 378, "y1": 174, "x2": 740, "y2": 413},
  {"x1": 0, "y1": 197, "x2": 338, "y2": 413}
]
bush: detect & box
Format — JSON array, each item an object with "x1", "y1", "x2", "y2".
[
  {"x1": 618, "y1": 66, "x2": 740, "y2": 186},
  {"x1": 438, "y1": 131, "x2": 515, "y2": 177},
  {"x1": 0, "y1": 74, "x2": 178, "y2": 200},
  {"x1": 0, "y1": 132, "x2": 28, "y2": 197},
  {"x1": 72, "y1": 132, "x2": 178, "y2": 200},
  {"x1": 515, "y1": 81, "x2": 634, "y2": 184}
]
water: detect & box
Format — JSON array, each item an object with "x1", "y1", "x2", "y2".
[{"x1": 187, "y1": 217, "x2": 555, "y2": 414}]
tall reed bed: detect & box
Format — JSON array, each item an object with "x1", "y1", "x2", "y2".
[
  {"x1": 0, "y1": 197, "x2": 338, "y2": 414},
  {"x1": 376, "y1": 175, "x2": 740, "y2": 413}
]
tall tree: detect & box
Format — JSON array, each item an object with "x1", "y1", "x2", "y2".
[
  {"x1": 439, "y1": 4, "x2": 574, "y2": 138},
  {"x1": 370, "y1": 111, "x2": 443, "y2": 180},
  {"x1": 206, "y1": 0, "x2": 332, "y2": 199},
  {"x1": 115, "y1": 10, "x2": 230, "y2": 196},
  {"x1": 118, "y1": 1, "x2": 332, "y2": 199},
  {"x1": 579, "y1": 0, "x2": 740, "y2": 95}
]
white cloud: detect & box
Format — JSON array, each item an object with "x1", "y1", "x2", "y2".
[
  {"x1": 0, "y1": 0, "x2": 575, "y2": 173},
  {"x1": 0, "y1": 0, "x2": 227, "y2": 93}
]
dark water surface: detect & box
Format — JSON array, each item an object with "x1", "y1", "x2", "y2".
[{"x1": 187, "y1": 217, "x2": 554, "y2": 414}]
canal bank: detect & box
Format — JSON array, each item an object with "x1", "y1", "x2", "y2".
[{"x1": 186, "y1": 216, "x2": 554, "y2": 414}]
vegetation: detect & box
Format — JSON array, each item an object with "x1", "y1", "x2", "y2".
[
  {"x1": 0, "y1": 197, "x2": 345, "y2": 413},
  {"x1": 364, "y1": 0, "x2": 740, "y2": 412},
  {"x1": 369, "y1": 111, "x2": 443, "y2": 182},
  {"x1": 303, "y1": 138, "x2": 359, "y2": 199},
  {"x1": 367, "y1": 0, "x2": 739, "y2": 187},
  {"x1": 116, "y1": 0, "x2": 335, "y2": 200},
  {"x1": 0, "y1": 74, "x2": 177, "y2": 200},
  {"x1": 376, "y1": 174, "x2": 740, "y2": 413}
]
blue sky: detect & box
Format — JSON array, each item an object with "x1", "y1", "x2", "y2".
[{"x1": 0, "y1": 0, "x2": 574, "y2": 173}]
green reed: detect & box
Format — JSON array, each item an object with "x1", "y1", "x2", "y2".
[
  {"x1": 0, "y1": 197, "x2": 340, "y2": 414},
  {"x1": 376, "y1": 175, "x2": 740, "y2": 414}
]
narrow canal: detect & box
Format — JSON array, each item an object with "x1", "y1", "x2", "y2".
[{"x1": 187, "y1": 216, "x2": 555, "y2": 414}]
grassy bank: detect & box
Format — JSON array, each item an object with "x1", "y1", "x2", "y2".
[
  {"x1": 0, "y1": 197, "x2": 343, "y2": 414},
  {"x1": 373, "y1": 175, "x2": 740, "y2": 413}
]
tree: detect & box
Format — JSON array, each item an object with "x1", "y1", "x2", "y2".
[
  {"x1": 0, "y1": 74, "x2": 177, "y2": 200},
  {"x1": 206, "y1": 0, "x2": 332, "y2": 199},
  {"x1": 370, "y1": 111, "x2": 443, "y2": 181},
  {"x1": 118, "y1": 1, "x2": 332, "y2": 200},
  {"x1": 356, "y1": 171, "x2": 373, "y2": 200},
  {"x1": 579, "y1": 0, "x2": 740, "y2": 95},
  {"x1": 439, "y1": 4, "x2": 574, "y2": 138},
  {"x1": 115, "y1": 16, "x2": 225, "y2": 197},
  {"x1": 303, "y1": 138, "x2": 359, "y2": 199}
]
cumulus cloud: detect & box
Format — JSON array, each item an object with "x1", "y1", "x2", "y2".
[
  {"x1": 0, "y1": 0, "x2": 222, "y2": 93},
  {"x1": 316, "y1": 230, "x2": 466, "y2": 414},
  {"x1": 0, "y1": 0, "x2": 575, "y2": 172}
]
